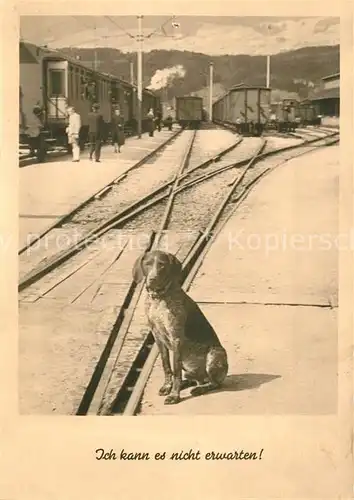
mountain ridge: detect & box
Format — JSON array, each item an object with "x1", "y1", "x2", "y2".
[{"x1": 60, "y1": 44, "x2": 340, "y2": 101}]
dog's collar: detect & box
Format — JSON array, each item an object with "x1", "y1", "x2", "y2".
[
  {"x1": 147, "y1": 290, "x2": 165, "y2": 299},
  {"x1": 146, "y1": 282, "x2": 172, "y2": 299}
]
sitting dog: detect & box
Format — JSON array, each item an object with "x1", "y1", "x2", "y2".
[{"x1": 132, "y1": 250, "x2": 228, "y2": 405}]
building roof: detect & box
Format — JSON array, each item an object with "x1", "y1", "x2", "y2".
[
  {"x1": 309, "y1": 87, "x2": 340, "y2": 101},
  {"x1": 212, "y1": 82, "x2": 271, "y2": 105},
  {"x1": 19, "y1": 41, "x2": 41, "y2": 63},
  {"x1": 322, "y1": 72, "x2": 340, "y2": 81},
  {"x1": 231, "y1": 82, "x2": 270, "y2": 91}
]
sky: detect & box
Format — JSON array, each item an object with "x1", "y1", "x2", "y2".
[{"x1": 20, "y1": 16, "x2": 340, "y2": 56}]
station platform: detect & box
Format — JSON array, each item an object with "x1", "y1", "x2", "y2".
[
  {"x1": 19, "y1": 129, "x2": 176, "y2": 250},
  {"x1": 140, "y1": 144, "x2": 339, "y2": 415}
]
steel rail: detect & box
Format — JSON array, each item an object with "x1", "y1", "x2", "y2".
[{"x1": 19, "y1": 127, "x2": 183, "y2": 255}]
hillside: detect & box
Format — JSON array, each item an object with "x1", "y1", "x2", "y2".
[{"x1": 61, "y1": 44, "x2": 339, "y2": 102}]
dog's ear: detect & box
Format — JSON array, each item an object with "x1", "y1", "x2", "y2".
[
  {"x1": 167, "y1": 253, "x2": 183, "y2": 282},
  {"x1": 132, "y1": 253, "x2": 147, "y2": 283}
]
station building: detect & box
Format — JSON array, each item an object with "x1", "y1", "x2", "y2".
[{"x1": 309, "y1": 72, "x2": 340, "y2": 118}]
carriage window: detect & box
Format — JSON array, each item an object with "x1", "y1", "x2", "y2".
[
  {"x1": 74, "y1": 72, "x2": 77, "y2": 100},
  {"x1": 81, "y1": 72, "x2": 86, "y2": 100},
  {"x1": 70, "y1": 69, "x2": 74, "y2": 100},
  {"x1": 69, "y1": 69, "x2": 74, "y2": 100},
  {"x1": 49, "y1": 69, "x2": 66, "y2": 97}
]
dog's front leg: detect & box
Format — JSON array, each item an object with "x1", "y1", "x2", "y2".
[
  {"x1": 155, "y1": 338, "x2": 173, "y2": 396},
  {"x1": 164, "y1": 338, "x2": 182, "y2": 405}
]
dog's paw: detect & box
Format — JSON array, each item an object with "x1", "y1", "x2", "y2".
[
  {"x1": 190, "y1": 386, "x2": 207, "y2": 397},
  {"x1": 180, "y1": 379, "x2": 197, "y2": 390},
  {"x1": 158, "y1": 383, "x2": 172, "y2": 396},
  {"x1": 164, "y1": 394, "x2": 180, "y2": 405}
]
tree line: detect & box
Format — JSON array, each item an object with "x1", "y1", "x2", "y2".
[{"x1": 61, "y1": 44, "x2": 339, "y2": 102}]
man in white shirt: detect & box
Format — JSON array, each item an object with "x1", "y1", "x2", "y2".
[
  {"x1": 147, "y1": 108, "x2": 155, "y2": 137},
  {"x1": 66, "y1": 106, "x2": 81, "y2": 162}
]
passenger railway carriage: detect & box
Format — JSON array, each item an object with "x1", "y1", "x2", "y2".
[{"x1": 20, "y1": 41, "x2": 161, "y2": 154}]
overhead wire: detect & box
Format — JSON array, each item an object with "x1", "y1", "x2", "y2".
[
  {"x1": 21, "y1": 16, "x2": 182, "y2": 88},
  {"x1": 145, "y1": 15, "x2": 178, "y2": 39},
  {"x1": 20, "y1": 36, "x2": 151, "y2": 91},
  {"x1": 105, "y1": 16, "x2": 136, "y2": 39}
]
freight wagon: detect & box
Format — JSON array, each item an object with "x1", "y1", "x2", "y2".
[
  {"x1": 269, "y1": 99, "x2": 299, "y2": 132},
  {"x1": 175, "y1": 96, "x2": 203, "y2": 128},
  {"x1": 298, "y1": 100, "x2": 320, "y2": 126},
  {"x1": 212, "y1": 84, "x2": 271, "y2": 136},
  {"x1": 282, "y1": 99, "x2": 299, "y2": 131},
  {"x1": 161, "y1": 102, "x2": 176, "y2": 121},
  {"x1": 20, "y1": 41, "x2": 160, "y2": 160}
]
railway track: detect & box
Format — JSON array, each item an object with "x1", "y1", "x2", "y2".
[
  {"x1": 19, "y1": 127, "x2": 184, "y2": 256},
  {"x1": 19, "y1": 128, "x2": 338, "y2": 294},
  {"x1": 19, "y1": 126, "x2": 338, "y2": 283},
  {"x1": 19, "y1": 127, "x2": 338, "y2": 415},
  {"x1": 217, "y1": 120, "x2": 337, "y2": 142},
  {"x1": 19, "y1": 127, "x2": 241, "y2": 282}
]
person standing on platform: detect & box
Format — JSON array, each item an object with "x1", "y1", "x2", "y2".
[
  {"x1": 111, "y1": 107, "x2": 125, "y2": 153},
  {"x1": 165, "y1": 111, "x2": 173, "y2": 131},
  {"x1": 27, "y1": 105, "x2": 46, "y2": 163},
  {"x1": 235, "y1": 117, "x2": 242, "y2": 134},
  {"x1": 66, "y1": 106, "x2": 81, "y2": 162},
  {"x1": 88, "y1": 103, "x2": 104, "y2": 162},
  {"x1": 147, "y1": 108, "x2": 155, "y2": 137},
  {"x1": 155, "y1": 109, "x2": 162, "y2": 132}
]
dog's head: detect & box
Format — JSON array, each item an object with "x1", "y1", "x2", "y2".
[{"x1": 132, "y1": 250, "x2": 183, "y2": 293}]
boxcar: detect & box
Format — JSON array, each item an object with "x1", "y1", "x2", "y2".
[
  {"x1": 298, "y1": 101, "x2": 320, "y2": 126},
  {"x1": 270, "y1": 101, "x2": 288, "y2": 131},
  {"x1": 282, "y1": 99, "x2": 299, "y2": 131},
  {"x1": 175, "y1": 96, "x2": 203, "y2": 128},
  {"x1": 212, "y1": 84, "x2": 271, "y2": 136},
  {"x1": 269, "y1": 99, "x2": 299, "y2": 132}
]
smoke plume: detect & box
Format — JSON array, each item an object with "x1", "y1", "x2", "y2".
[{"x1": 147, "y1": 65, "x2": 186, "y2": 91}]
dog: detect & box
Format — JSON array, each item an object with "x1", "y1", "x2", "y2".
[{"x1": 132, "y1": 250, "x2": 228, "y2": 405}]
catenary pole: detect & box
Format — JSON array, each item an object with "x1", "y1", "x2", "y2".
[{"x1": 137, "y1": 15, "x2": 143, "y2": 138}]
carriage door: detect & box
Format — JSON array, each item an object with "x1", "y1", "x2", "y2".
[{"x1": 46, "y1": 61, "x2": 68, "y2": 120}]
